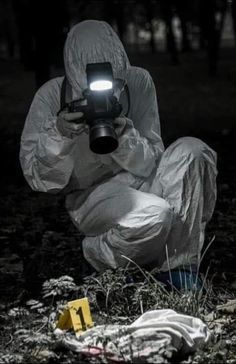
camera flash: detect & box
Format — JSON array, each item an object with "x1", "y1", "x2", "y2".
[{"x1": 90, "y1": 80, "x2": 113, "y2": 91}]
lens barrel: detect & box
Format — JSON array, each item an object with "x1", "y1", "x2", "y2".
[{"x1": 89, "y1": 119, "x2": 118, "y2": 154}]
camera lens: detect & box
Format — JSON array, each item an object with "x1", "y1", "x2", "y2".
[{"x1": 89, "y1": 119, "x2": 118, "y2": 154}]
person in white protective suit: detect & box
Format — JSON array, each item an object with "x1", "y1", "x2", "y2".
[{"x1": 20, "y1": 20, "x2": 217, "y2": 281}]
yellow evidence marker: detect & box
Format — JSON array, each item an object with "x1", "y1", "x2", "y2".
[{"x1": 57, "y1": 297, "x2": 94, "y2": 336}]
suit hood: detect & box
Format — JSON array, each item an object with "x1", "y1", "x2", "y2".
[{"x1": 64, "y1": 20, "x2": 130, "y2": 98}]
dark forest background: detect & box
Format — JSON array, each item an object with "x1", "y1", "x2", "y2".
[
  {"x1": 1, "y1": 0, "x2": 236, "y2": 82},
  {"x1": 1, "y1": 0, "x2": 236, "y2": 139}
]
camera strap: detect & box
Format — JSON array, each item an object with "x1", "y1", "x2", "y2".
[
  {"x1": 124, "y1": 84, "x2": 130, "y2": 118},
  {"x1": 58, "y1": 76, "x2": 67, "y2": 114}
]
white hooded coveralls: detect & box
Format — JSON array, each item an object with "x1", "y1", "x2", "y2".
[{"x1": 20, "y1": 20, "x2": 217, "y2": 272}]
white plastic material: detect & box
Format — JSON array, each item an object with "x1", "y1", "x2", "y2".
[
  {"x1": 20, "y1": 20, "x2": 217, "y2": 272},
  {"x1": 60, "y1": 309, "x2": 211, "y2": 362}
]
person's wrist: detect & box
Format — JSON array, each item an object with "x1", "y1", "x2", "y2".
[
  {"x1": 56, "y1": 111, "x2": 85, "y2": 139},
  {"x1": 56, "y1": 116, "x2": 77, "y2": 139}
]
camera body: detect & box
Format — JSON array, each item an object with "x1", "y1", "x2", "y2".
[{"x1": 67, "y1": 62, "x2": 123, "y2": 154}]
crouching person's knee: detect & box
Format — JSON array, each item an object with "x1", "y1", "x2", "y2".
[
  {"x1": 82, "y1": 198, "x2": 174, "y2": 272},
  {"x1": 119, "y1": 196, "x2": 174, "y2": 241},
  {"x1": 166, "y1": 136, "x2": 217, "y2": 165},
  {"x1": 116, "y1": 197, "x2": 174, "y2": 268}
]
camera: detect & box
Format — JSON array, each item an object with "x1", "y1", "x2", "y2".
[{"x1": 67, "y1": 62, "x2": 122, "y2": 154}]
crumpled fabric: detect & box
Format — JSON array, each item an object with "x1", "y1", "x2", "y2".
[
  {"x1": 19, "y1": 20, "x2": 217, "y2": 272},
  {"x1": 57, "y1": 309, "x2": 211, "y2": 363}
]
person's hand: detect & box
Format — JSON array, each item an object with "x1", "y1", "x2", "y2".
[
  {"x1": 57, "y1": 110, "x2": 88, "y2": 139},
  {"x1": 114, "y1": 117, "x2": 133, "y2": 137}
]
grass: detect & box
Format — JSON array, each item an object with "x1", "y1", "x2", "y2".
[
  {"x1": 0, "y1": 184, "x2": 235, "y2": 363},
  {"x1": 1, "y1": 253, "x2": 235, "y2": 363}
]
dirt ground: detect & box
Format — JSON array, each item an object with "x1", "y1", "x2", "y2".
[{"x1": 0, "y1": 47, "x2": 236, "y2": 362}]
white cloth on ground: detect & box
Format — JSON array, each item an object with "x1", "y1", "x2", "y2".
[{"x1": 58, "y1": 309, "x2": 211, "y2": 363}]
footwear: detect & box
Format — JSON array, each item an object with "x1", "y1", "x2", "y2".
[{"x1": 155, "y1": 269, "x2": 203, "y2": 291}]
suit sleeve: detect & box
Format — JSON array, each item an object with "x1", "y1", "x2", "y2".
[
  {"x1": 111, "y1": 70, "x2": 164, "y2": 178},
  {"x1": 19, "y1": 81, "x2": 76, "y2": 193}
]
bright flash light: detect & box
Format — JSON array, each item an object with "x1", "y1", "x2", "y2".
[{"x1": 90, "y1": 80, "x2": 113, "y2": 91}]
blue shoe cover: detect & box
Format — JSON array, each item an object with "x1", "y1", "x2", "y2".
[{"x1": 156, "y1": 269, "x2": 203, "y2": 291}]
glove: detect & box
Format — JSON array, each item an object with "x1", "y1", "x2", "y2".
[
  {"x1": 56, "y1": 110, "x2": 88, "y2": 139},
  {"x1": 114, "y1": 117, "x2": 133, "y2": 137}
]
